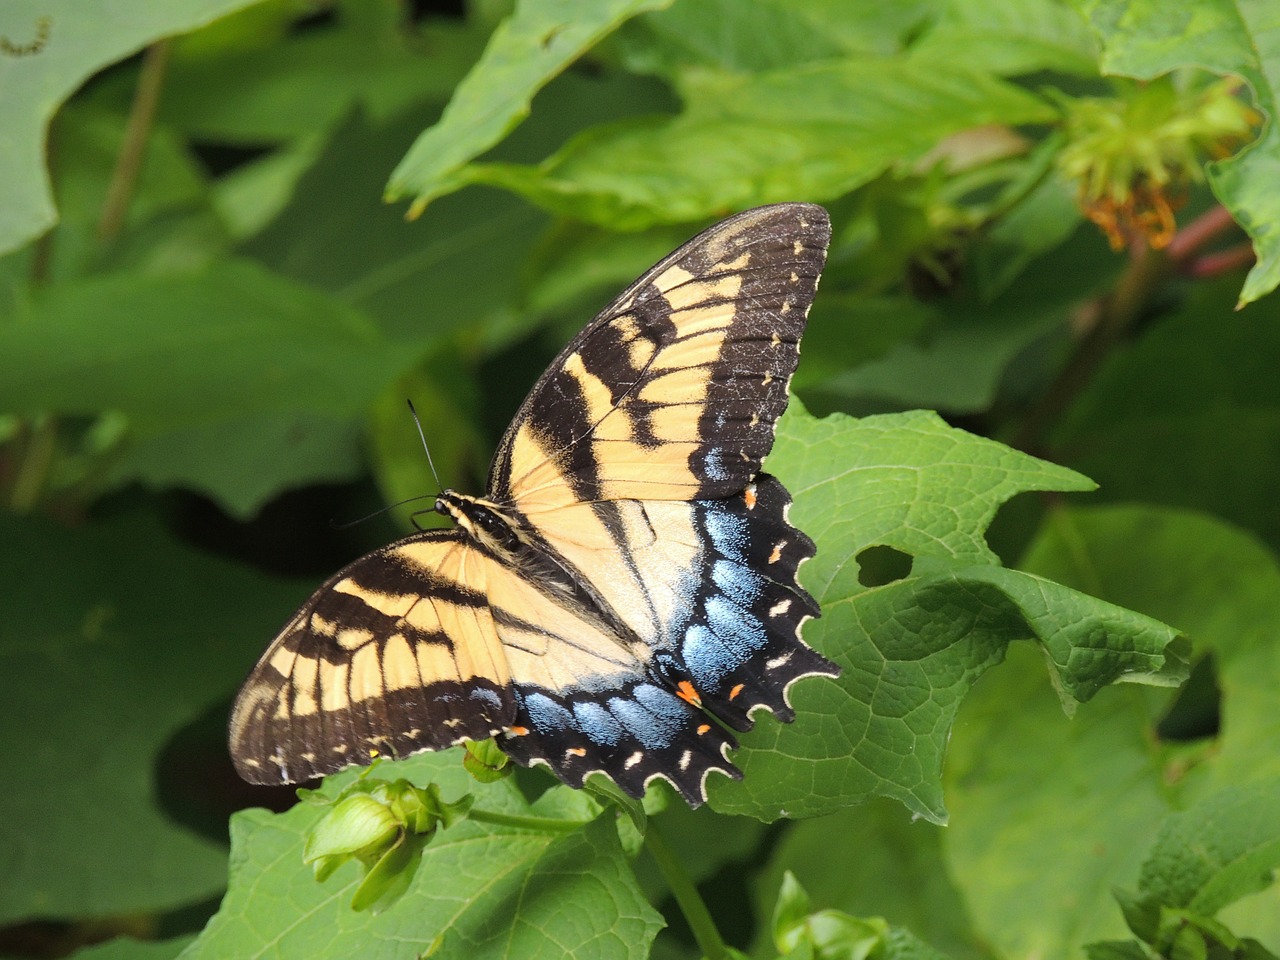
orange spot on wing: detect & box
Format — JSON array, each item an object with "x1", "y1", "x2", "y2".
[
  {"x1": 743, "y1": 485, "x2": 758, "y2": 509},
  {"x1": 768, "y1": 543, "x2": 783, "y2": 563},
  {"x1": 508, "y1": 725, "x2": 530, "y2": 737},
  {"x1": 567, "y1": 747, "x2": 587, "y2": 757},
  {"x1": 697, "y1": 724, "x2": 711, "y2": 735},
  {"x1": 676, "y1": 680, "x2": 702, "y2": 707},
  {"x1": 728, "y1": 683, "x2": 744, "y2": 701}
]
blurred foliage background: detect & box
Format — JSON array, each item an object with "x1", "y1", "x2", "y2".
[{"x1": 1, "y1": 0, "x2": 1278, "y2": 958}]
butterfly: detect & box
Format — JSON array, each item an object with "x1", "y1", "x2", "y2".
[{"x1": 229, "y1": 202, "x2": 839, "y2": 806}]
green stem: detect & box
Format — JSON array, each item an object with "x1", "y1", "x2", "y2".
[
  {"x1": 644, "y1": 821, "x2": 728, "y2": 960},
  {"x1": 97, "y1": 38, "x2": 172, "y2": 244},
  {"x1": 9, "y1": 415, "x2": 57, "y2": 512},
  {"x1": 1013, "y1": 241, "x2": 1169, "y2": 452},
  {"x1": 466, "y1": 808, "x2": 584, "y2": 834}
]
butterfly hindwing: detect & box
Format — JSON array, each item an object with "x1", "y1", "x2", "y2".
[{"x1": 489, "y1": 203, "x2": 831, "y2": 512}]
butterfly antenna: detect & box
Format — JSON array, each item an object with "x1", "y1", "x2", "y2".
[
  {"x1": 406, "y1": 398, "x2": 444, "y2": 494},
  {"x1": 330, "y1": 494, "x2": 437, "y2": 531}
]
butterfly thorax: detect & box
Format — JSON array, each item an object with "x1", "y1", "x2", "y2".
[{"x1": 434, "y1": 491, "x2": 524, "y2": 556}]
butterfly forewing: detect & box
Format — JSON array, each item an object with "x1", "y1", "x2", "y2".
[
  {"x1": 488, "y1": 203, "x2": 831, "y2": 512},
  {"x1": 229, "y1": 533, "x2": 515, "y2": 784}
]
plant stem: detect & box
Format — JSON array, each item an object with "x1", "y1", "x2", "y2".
[
  {"x1": 466, "y1": 808, "x2": 584, "y2": 834},
  {"x1": 644, "y1": 821, "x2": 728, "y2": 960},
  {"x1": 97, "y1": 38, "x2": 172, "y2": 245},
  {"x1": 1013, "y1": 240, "x2": 1169, "y2": 452},
  {"x1": 9, "y1": 415, "x2": 57, "y2": 512}
]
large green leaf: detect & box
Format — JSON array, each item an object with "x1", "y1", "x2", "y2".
[
  {"x1": 1071, "y1": 0, "x2": 1280, "y2": 306},
  {"x1": 385, "y1": 0, "x2": 675, "y2": 216},
  {"x1": 0, "y1": 512, "x2": 310, "y2": 925},
  {"x1": 0, "y1": 259, "x2": 401, "y2": 430},
  {"x1": 180, "y1": 754, "x2": 663, "y2": 960},
  {"x1": 157, "y1": 6, "x2": 483, "y2": 143},
  {"x1": 943, "y1": 505, "x2": 1280, "y2": 960},
  {"x1": 434, "y1": 58, "x2": 1056, "y2": 229},
  {"x1": 0, "y1": 259, "x2": 407, "y2": 516},
  {"x1": 609, "y1": 0, "x2": 928, "y2": 73},
  {"x1": 943, "y1": 644, "x2": 1166, "y2": 959},
  {"x1": 70, "y1": 937, "x2": 194, "y2": 960},
  {"x1": 0, "y1": 0, "x2": 263, "y2": 255},
  {"x1": 242, "y1": 107, "x2": 547, "y2": 346},
  {"x1": 1139, "y1": 781, "x2": 1280, "y2": 916},
  {"x1": 243, "y1": 70, "x2": 671, "y2": 347},
  {"x1": 910, "y1": 0, "x2": 1099, "y2": 76},
  {"x1": 707, "y1": 407, "x2": 1187, "y2": 822}
]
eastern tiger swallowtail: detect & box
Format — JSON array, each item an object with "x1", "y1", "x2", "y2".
[{"x1": 229, "y1": 202, "x2": 839, "y2": 805}]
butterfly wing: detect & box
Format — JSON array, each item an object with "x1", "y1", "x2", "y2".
[
  {"x1": 495, "y1": 474, "x2": 825, "y2": 803},
  {"x1": 229, "y1": 532, "x2": 516, "y2": 785},
  {"x1": 488, "y1": 202, "x2": 831, "y2": 512},
  {"x1": 481, "y1": 204, "x2": 837, "y2": 802},
  {"x1": 230, "y1": 203, "x2": 837, "y2": 803}
]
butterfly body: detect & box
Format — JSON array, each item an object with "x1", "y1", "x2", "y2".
[{"x1": 231, "y1": 203, "x2": 839, "y2": 805}]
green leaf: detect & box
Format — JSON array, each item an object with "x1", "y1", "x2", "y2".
[
  {"x1": 1085, "y1": 941, "x2": 1153, "y2": 960},
  {"x1": 242, "y1": 107, "x2": 549, "y2": 345},
  {"x1": 0, "y1": 259, "x2": 407, "y2": 517},
  {"x1": 943, "y1": 643, "x2": 1170, "y2": 958},
  {"x1": 708, "y1": 406, "x2": 1186, "y2": 822},
  {"x1": 107, "y1": 412, "x2": 366, "y2": 521},
  {"x1": 386, "y1": 0, "x2": 675, "y2": 215},
  {"x1": 609, "y1": 0, "x2": 928, "y2": 74},
  {"x1": 1070, "y1": 0, "x2": 1280, "y2": 306},
  {"x1": 629, "y1": 801, "x2": 767, "y2": 904},
  {"x1": 44, "y1": 103, "x2": 224, "y2": 281},
  {"x1": 1138, "y1": 782, "x2": 1280, "y2": 917},
  {"x1": 69, "y1": 937, "x2": 195, "y2": 960},
  {"x1": 1025, "y1": 505, "x2": 1280, "y2": 795},
  {"x1": 0, "y1": 0, "x2": 264, "y2": 256},
  {"x1": 158, "y1": 8, "x2": 484, "y2": 143},
  {"x1": 909, "y1": 0, "x2": 1099, "y2": 76},
  {"x1": 180, "y1": 753, "x2": 663, "y2": 960},
  {"x1": 945, "y1": 504, "x2": 1280, "y2": 959},
  {"x1": 439, "y1": 58, "x2": 1056, "y2": 229},
  {"x1": 0, "y1": 511, "x2": 311, "y2": 925}
]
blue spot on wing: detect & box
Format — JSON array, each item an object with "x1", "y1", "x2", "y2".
[
  {"x1": 712, "y1": 557, "x2": 763, "y2": 606},
  {"x1": 470, "y1": 687, "x2": 503, "y2": 709},
  {"x1": 609, "y1": 684, "x2": 687, "y2": 748},
  {"x1": 525, "y1": 692, "x2": 575, "y2": 733},
  {"x1": 572, "y1": 700, "x2": 625, "y2": 746}
]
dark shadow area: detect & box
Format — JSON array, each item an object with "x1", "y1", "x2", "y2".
[{"x1": 1157, "y1": 654, "x2": 1221, "y2": 742}]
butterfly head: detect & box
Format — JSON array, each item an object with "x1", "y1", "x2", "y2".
[{"x1": 436, "y1": 491, "x2": 522, "y2": 555}]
